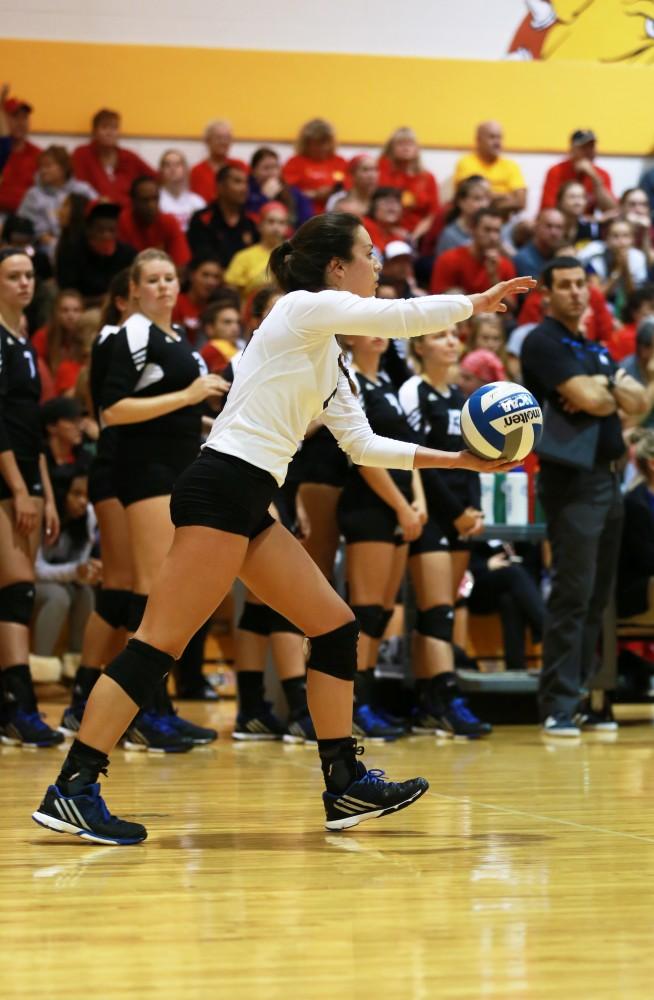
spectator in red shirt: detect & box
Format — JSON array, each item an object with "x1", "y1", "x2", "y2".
[
  {"x1": 189, "y1": 120, "x2": 248, "y2": 204},
  {"x1": 172, "y1": 254, "x2": 225, "y2": 347},
  {"x1": 32, "y1": 288, "x2": 84, "y2": 383},
  {"x1": 363, "y1": 187, "x2": 410, "y2": 253},
  {"x1": 430, "y1": 208, "x2": 516, "y2": 296},
  {"x1": 605, "y1": 284, "x2": 654, "y2": 360},
  {"x1": 200, "y1": 300, "x2": 242, "y2": 370},
  {"x1": 378, "y1": 127, "x2": 440, "y2": 241},
  {"x1": 117, "y1": 176, "x2": 190, "y2": 268},
  {"x1": 540, "y1": 129, "x2": 617, "y2": 214},
  {"x1": 72, "y1": 109, "x2": 156, "y2": 207},
  {"x1": 0, "y1": 94, "x2": 41, "y2": 214},
  {"x1": 282, "y1": 118, "x2": 348, "y2": 215}
]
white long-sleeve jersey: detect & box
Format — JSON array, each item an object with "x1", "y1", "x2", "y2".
[{"x1": 204, "y1": 288, "x2": 473, "y2": 485}]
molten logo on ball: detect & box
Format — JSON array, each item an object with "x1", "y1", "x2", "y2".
[{"x1": 461, "y1": 381, "x2": 542, "y2": 461}]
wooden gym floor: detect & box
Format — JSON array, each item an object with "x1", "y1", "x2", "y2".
[{"x1": 4, "y1": 700, "x2": 654, "y2": 1000}]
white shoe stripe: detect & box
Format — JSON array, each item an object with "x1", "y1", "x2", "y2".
[
  {"x1": 66, "y1": 799, "x2": 91, "y2": 831},
  {"x1": 55, "y1": 798, "x2": 77, "y2": 825},
  {"x1": 334, "y1": 802, "x2": 359, "y2": 815},
  {"x1": 342, "y1": 794, "x2": 375, "y2": 809},
  {"x1": 54, "y1": 799, "x2": 67, "y2": 821}
]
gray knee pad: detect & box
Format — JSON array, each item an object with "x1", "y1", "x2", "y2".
[
  {"x1": 268, "y1": 609, "x2": 303, "y2": 635},
  {"x1": 0, "y1": 581, "x2": 35, "y2": 626},
  {"x1": 126, "y1": 592, "x2": 148, "y2": 633},
  {"x1": 351, "y1": 604, "x2": 385, "y2": 639},
  {"x1": 416, "y1": 604, "x2": 454, "y2": 642},
  {"x1": 105, "y1": 637, "x2": 174, "y2": 707},
  {"x1": 238, "y1": 601, "x2": 271, "y2": 636},
  {"x1": 96, "y1": 588, "x2": 132, "y2": 630},
  {"x1": 307, "y1": 620, "x2": 359, "y2": 681}
]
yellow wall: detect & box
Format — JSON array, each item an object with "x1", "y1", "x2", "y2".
[{"x1": 3, "y1": 37, "x2": 652, "y2": 154}]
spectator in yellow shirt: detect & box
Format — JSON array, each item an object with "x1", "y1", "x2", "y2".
[
  {"x1": 454, "y1": 122, "x2": 526, "y2": 213},
  {"x1": 224, "y1": 201, "x2": 289, "y2": 300}
]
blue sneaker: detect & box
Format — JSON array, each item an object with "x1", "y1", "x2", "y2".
[
  {"x1": 58, "y1": 702, "x2": 86, "y2": 738},
  {"x1": 164, "y1": 711, "x2": 218, "y2": 744},
  {"x1": 1, "y1": 708, "x2": 64, "y2": 748},
  {"x1": 542, "y1": 714, "x2": 581, "y2": 737},
  {"x1": 283, "y1": 711, "x2": 317, "y2": 745},
  {"x1": 32, "y1": 783, "x2": 147, "y2": 845},
  {"x1": 436, "y1": 697, "x2": 492, "y2": 740},
  {"x1": 122, "y1": 711, "x2": 194, "y2": 753},
  {"x1": 232, "y1": 704, "x2": 286, "y2": 741},
  {"x1": 353, "y1": 704, "x2": 404, "y2": 742},
  {"x1": 323, "y1": 761, "x2": 429, "y2": 831}
]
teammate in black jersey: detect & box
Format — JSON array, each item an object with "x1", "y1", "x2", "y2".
[{"x1": 0, "y1": 248, "x2": 62, "y2": 747}]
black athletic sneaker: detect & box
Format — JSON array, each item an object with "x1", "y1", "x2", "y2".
[
  {"x1": 164, "y1": 710, "x2": 218, "y2": 744},
  {"x1": 352, "y1": 704, "x2": 404, "y2": 742},
  {"x1": 122, "y1": 711, "x2": 194, "y2": 753},
  {"x1": 436, "y1": 698, "x2": 492, "y2": 740},
  {"x1": 1, "y1": 708, "x2": 64, "y2": 748},
  {"x1": 58, "y1": 702, "x2": 85, "y2": 738},
  {"x1": 323, "y1": 761, "x2": 429, "y2": 831},
  {"x1": 411, "y1": 704, "x2": 442, "y2": 735},
  {"x1": 575, "y1": 699, "x2": 618, "y2": 733},
  {"x1": 32, "y1": 783, "x2": 147, "y2": 845},
  {"x1": 283, "y1": 711, "x2": 317, "y2": 745},
  {"x1": 232, "y1": 705, "x2": 286, "y2": 741}
]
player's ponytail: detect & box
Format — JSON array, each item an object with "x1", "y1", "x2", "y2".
[{"x1": 268, "y1": 212, "x2": 361, "y2": 293}]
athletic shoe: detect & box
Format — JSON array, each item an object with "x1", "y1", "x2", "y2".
[
  {"x1": 165, "y1": 710, "x2": 218, "y2": 745},
  {"x1": 435, "y1": 697, "x2": 492, "y2": 740},
  {"x1": 323, "y1": 761, "x2": 429, "y2": 831},
  {"x1": 232, "y1": 705, "x2": 286, "y2": 741},
  {"x1": 122, "y1": 711, "x2": 194, "y2": 753},
  {"x1": 374, "y1": 706, "x2": 409, "y2": 732},
  {"x1": 411, "y1": 705, "x2": 441, "y2": 735},
  {"x1": 283, "y1": 711, "x2": 317, "y2": 745},
  {"x1": 58, "y1": 702, "x2": 85, "y2": 738},
  {"x1": 575, "y1": 700, "x2": 618, "y2": 733},
  {"x1": 1, "y1": 709, "x2": 64, "y2": 748},
  {"x1": 352, "y1": 704, "x2": 404, "y2": 742},
  {"x1": 32, "y1": 783, "x2": 146, "y2": 845},
  {"x1": 542, "y1": 714, "x2": 581, "y2": 737}
]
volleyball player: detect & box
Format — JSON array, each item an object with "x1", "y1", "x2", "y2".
[
  {"x1": 33, "y1": 214, "x2": 533, "y2": 843},
  {"x1": 0, "y1": 248, "x2": 62, "y2": 747}
]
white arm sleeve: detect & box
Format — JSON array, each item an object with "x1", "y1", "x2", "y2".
[
  {"x1": 322, "y1": 370, "x2": 417, "y2": 469},
  {"x1": 291, "y1": 289, "x2": 472, "y2": 339}
]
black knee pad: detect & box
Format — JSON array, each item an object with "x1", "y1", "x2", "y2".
[
  {"x1": 96, "y1": 588, "x2": 132, "y2": 630},
  {"x1": 238, "y1": 601, "x2": 271, "y2": 636},
  {"x1": 126, "y1": 592, "x2": 148, "y2": 633},
  {"x1": 268, "y1": 609, "x2": 303, "y2": 635},
  {"x1": 379, "y1": 608, "x2": 393, "y2": 636},
  {"x1": 454, "y1": 596, "x2": 467, "y2": 610},
  {"x1": 416, "y1": 604, "x2": 454, "y2": 642},
  {"x1": 105, "y1": 638, "x2": 174, "y2": 707},
  {"x1": 0, "y1": 581, "x2": 35, "y2": 626},
  {"x1": 307, "y1": 620, "x2": 358, "y2": 681},
  {"x1": 351, "y1": 604, "x2": 385, "y2": 639}
]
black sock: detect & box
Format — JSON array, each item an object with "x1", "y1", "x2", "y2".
[
  {"x1": 281, "y1": 675, "x2": 307, "y2": 716},
  {"x1": 415, "y1": 677, "x2": 431, "y2": 705},
  {"x1": 2, "y1": 664, "x2": 37, "y2": 712},
  {"x1": 236, "y1": 670, "x2": 265, "y2": 714},
  {"x1": 318, "y1": 737, "x2": 359, "y2": 793},
  {"x1": 72, "y1": 666, "x2": 102, "y2": 705},
  {"x1": 56, "y1": 738, "x2": 110, "y2": 796},
  {"x1": 431, "y1": 671, "x2": 460, "y2": 705},
  {"x1": 354, "y1": 669, "x2": 373, "y2": 707},
  {"x1": 153, "y1": 677, "x2": 175, "y2": 714}
]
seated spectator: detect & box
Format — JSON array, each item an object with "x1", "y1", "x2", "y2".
[
  {"x1": 556, "y1": 180, "x2": 602, "y2": 249},
  {"x1": 17, "y1": 146, "x2": 96, "y2": 258},
  {"x1": 31, "y1": 289, "x2": 83, "y2": 383},
  {"x1": 1, "y1": 213, "x2": 54, "y2": 331},
  {"x1": 158, "y1": 149, "x2": 206, "y2": 232},
  {"x1": 379, "y1": 241, "x2": 424, "y2": 298},
  {"x1": 200, "y1": 300, "x2": 242, "y2": 369},
  {"x1": 454, "y1": 121, "x2": 527, "y2": 213},
  {"x1": 190, "y1": 120, "x2": 248, "y2": 203},
  {"x1": 621, "y1": 318, "x2": 654, "y2": 430},
  {"x1": 639, "y1": 162, "x2": 654, "y2": 216},
  {"x1": 514, "y1": 208, "x2": 566, "y2": 277},
  {"x1": 55, "y1": 200, "x2": 136, "y2": 305},
  {"x1": 0, "y1": 93, "x2": 40, "y2": 214},
  {"x1": 430, "y1": 208, "x2": 516, "y2": 295},
  {"x1": 378, "y1": 126, "x2": 439, "y2": 240},
  {"x1": 33, "y1": 470, "x2": 100, "y2": 663},
  {"x1": 327, "y1": 154, "x2": 378, "y2": 216},
  {"x1": 72, "y1": 108, "x2": 155, "y2": 206},
  {"x1": 541, "y1": 129, "x2": 617, "y2": 213},
  {"x1": 620, "y1": 187, "x2": 654, "y2": 267},
  {"x1": 0, "y1": 83, "x2": 10, "y2": 171},
  {"x1": 618, "y1": 430, "x2": 654, "y2": 617},
  {"x1": 41, "y1": 397, "x2": 87, "y2": 495},
  {"x1": 436, "y1": 176, "x2": 492, "y2": 256},
  {"x1": 53, "y1": 308, "x2": 101, "y2": 398},
  {"x1": 246, "y1": 146, "x2": 312, "y2": 229},
  {"x1": 242, "y1": 284, "x2": 283, "y2": 342},
  {"x1": 172, "y1": 254, "x2": 224, "y2": 346},
  {"x1": 456, "y1": 348, "x2": 506, "y2": 397},
  {"x1": 117, "y1": 175, "x2": 190, "y2": 267},
  {"x1": 188, "y1": 164, "x2": 259, "y2": 267},
  {"x1": 363, "y1": 187, "x2": 410, "y2": 253},
  {"x1": 581, "y1": 218, "x2": 649, "y2": 311},
  {"x1": 282, "y1": 118, "x2": 348, "y2": 214},
  {"x1": 606, "y1": 284, "x2": 654, "y2": 360},
  {"x1": 225, "y1": 201, "x2": 288, "y2": 300},
  {"x1": 466, "y1": 312, "x2": 510, "y2": 371}
]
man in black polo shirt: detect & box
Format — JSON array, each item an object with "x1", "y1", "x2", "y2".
[
  {"x1": 187, "y1": 164, "x2": 259, "y2": 268},
  {"x1": 522, "y1": 257, "x2": 646, "y2": 736}
]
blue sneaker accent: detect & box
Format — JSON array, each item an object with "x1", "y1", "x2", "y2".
[
  {"x1": 353, "y1": 704, "x2": 404, "y2": 742},
  {"x1": 323, "y1": 760, "x2": 429, "y2": 830},
  {"x1": 122, "y1": 711, "x2": 193, "y2": 753},
  {"x1": 165, "y1": 711, "x2": 217, "y2": 744},
  {"x1": 283, "y1": 711, "x2": 317, "y2": 744},
  {"x1": 1, "y1": 708, "x2": 64, "y2": 747},
  {"x1": 436, "y1": 697, "x2": 492, "y2": 739},
  {"x1": 32, "y1": 783, "x2": 147, "y2": 845},
  {"x1": 542, "y1": 714, "x2": 581, "y2": 737},
  {"x1": 232, "y1": 704, "x2": 285, "y2": 741}
]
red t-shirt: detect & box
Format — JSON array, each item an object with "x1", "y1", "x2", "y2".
[
  {"x1": 55, "y1": 360, "x2": 83, "y2": 395},
  {"x1": 117, "y1": 206, "x2": 190, "y2": 267},
  {"x1": 377, "y1": 157, "x2": 440, "y2": 232},
  {"x1": 517, "y1": 285, "x2": 614, "y2": 345},
  {"x1": 430, "y1": 245, "x2": 515, "y2": 295},
  {"x1": 172, "y1": 292, "x2": 203, "y2": 344},
  {"x1": 0, "y1": 139, "x2": 41, "y2": 213},
  {"x1": 31, "y1": 326, "x2": 49, "y2": 362},
  {"x1": 606, "y1": 323, "x2": 636, "y2": 361},
  {"x1": 72, "y1": 143, "x2": 156, "y2": 206},
  {"x1": 189, "y1": 158, "x2": 249, "y2": 204},
  {"x1": 363, "y1": 217, "x2": 410, "y2": 252},
  {"x1": 200, "y1": 341, "x2": 229, "y2": 374},
  {"x1": 540, "y1": 159, "x2": 614, "y2": 213},
  {"x1": 282, "y1": 154, "x2": 348, "y2": 213}
]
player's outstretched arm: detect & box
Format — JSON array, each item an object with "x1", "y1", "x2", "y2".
[
  {"x1": 469, "y1": 276, "x2": 537, "y2": 315},
  {"x1": 414, "y1": 446, "x2": 519, "y2": 473}
]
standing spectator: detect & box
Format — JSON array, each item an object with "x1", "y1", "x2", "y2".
[
  {"x1": 521, "y1": 257, "x2": 645, "y2": 735},
  {"x1": 327, "y1": 154, "x2": 379, "y2": 216},
  {"x1": 117, "y1": 176, "x2": 190, "y2": 268},
  {"x1": 200, "y1": 300, "x2": 242, "y2": 368},
  {"x1": 17, "y1": 146, "x2": 96, "y2": 257},
  {"x1": 158, "y1": 149, "x2": 205, "y2": 233},
  {"x1": 282, "y1": 118, "x2": 348, "y2": 215},
  {"x1": 582, "y1": 218, "x2": 649, "y2": 311},
  {"x1": 172, "y1": 254, "x2": 224, "y2": 346},
  {"x1": 621, "y1": 318, "x2": 654, "y2": 430},
  {"x1": 72, "y1": 109, "x2": 156, "y2": 207},
  {"x1": 514, "y1": 208, "x2": 566, "y2": 277},
  {"x1": 187, "y1": 165, "x2": 259, "y2": 267},
  {"x1": 189, "y1": 120, "x2": 248, "y2": 204},
  {"x1": 31, "y1": 289, "x2": 84, "y2": 385},
  {"x1": 225, "y1": 201, "x2": 288, "y2": 300},
  {"x1": 436, "y1": 176, "x2": 492, "y2": 256},
  {"x1": 606, "y1": 285, "x2": 654, "y2": 361},
  {"x1": 0, "y1": 93, "x2": 40, "y2": 215},
  {"x1": 556, "y1": 180, "x2": 602, "y2": 249},
  {"x1": 540, "y1": 129, "x2": 617, "y2": 214},
  {"x1": 378, "y1": 127, "x2": 440, "y2": 240},
  {"x1": 363, "y1": 187, "x2": 409, "y2": 253},
  {"x1": 454, "y1": 121, "x2": 527, "y2": 213},
  {"x1": 430, "y1": 208, "x2": 516, "y2": 295},
  {"x1": 246, "y1": 147, "x2": 312, "y2": 229},
  {"x1": 56, "y1": 201, "x2": 136, "y2": 304}
]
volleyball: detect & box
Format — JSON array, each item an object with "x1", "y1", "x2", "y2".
[{"x1": 461, "y1": 382, "x2": 542, "y2": 461}]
